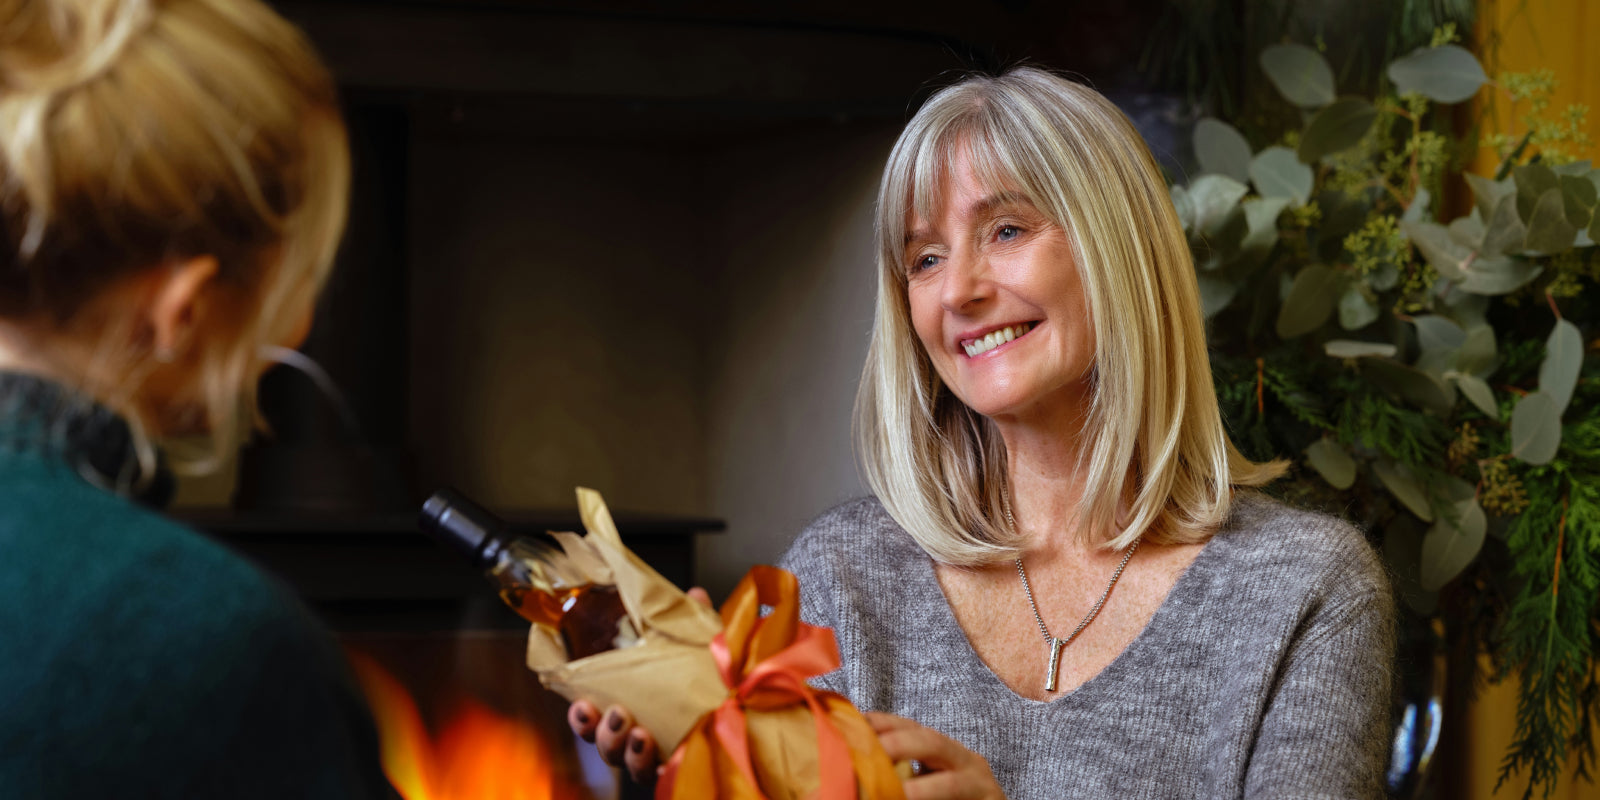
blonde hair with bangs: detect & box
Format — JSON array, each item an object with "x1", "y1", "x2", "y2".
[
  {"x1": 858, "y1": 67, "x2": 1284, "y2": 566},
  {"x1": 0, "y1": 0, "x2": 350, "y2": 475}
]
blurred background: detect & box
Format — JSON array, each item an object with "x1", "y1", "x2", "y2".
[{"x1": 166, "y1": 1, "x2": 1596, "y2": 798}]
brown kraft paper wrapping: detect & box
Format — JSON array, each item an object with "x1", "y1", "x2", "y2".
[{"x1": 524, "y1": 487, "x2": 725, "y2": 752}]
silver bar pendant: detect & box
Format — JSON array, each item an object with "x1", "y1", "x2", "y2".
[{"x1": 1045, "y1": 637, "x2": 1065, "y2": 692}]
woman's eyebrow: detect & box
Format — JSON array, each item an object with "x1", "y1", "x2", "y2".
[
  {"x1": 967, "y1": 191, "x2": 1031, "y2": 217},
  {"x1": 903, "y1": 191, "x2": 1033, "y2": 245}
]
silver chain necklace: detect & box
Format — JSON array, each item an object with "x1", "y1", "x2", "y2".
[{"x1": 1004, "y1": 493, "x2": 1140, "y2": 692}]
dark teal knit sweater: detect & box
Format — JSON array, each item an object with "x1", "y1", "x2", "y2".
[{"x1": 0, "y1": 373, "x2": 395, "y2": 798}]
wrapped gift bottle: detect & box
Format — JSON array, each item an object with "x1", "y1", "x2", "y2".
[{"x1": 419, "y1": 488, "x2": 642, "y2": 659}]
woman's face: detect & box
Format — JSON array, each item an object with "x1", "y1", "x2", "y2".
[{"x1": 904, "y1": 150, "x2": 1096, "y2": 424}]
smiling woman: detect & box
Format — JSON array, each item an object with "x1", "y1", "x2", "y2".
[
  {"x1": 570, "y1": 66, "x2": 1398, "y2": 800},
  {"x1": 775, "y1": 67, "x2": 1398, "y2": 799}
]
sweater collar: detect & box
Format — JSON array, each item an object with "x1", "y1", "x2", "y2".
[{"x1": 0, "y1": 371, "x2": 176, "y2": 508}]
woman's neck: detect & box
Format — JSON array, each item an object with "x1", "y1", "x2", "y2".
[
  {"x1": 0, "y1": 321, "x2": 66, "y2": 381},
  {"x1": 992, "y1": 394, "x2": 1122, "y2": 557}
]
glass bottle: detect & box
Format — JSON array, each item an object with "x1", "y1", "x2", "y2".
[{"x1": 419, "y1": 488, "x2": 642, "y2": 659}]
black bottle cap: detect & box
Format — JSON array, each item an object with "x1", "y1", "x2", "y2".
[{"x1": 419, "y1": 488, "x2": 507, "y2": 570}]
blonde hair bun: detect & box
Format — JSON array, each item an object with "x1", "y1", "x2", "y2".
[{"x1": 0, "y1": 0, "x2": 350, "y2": 475}]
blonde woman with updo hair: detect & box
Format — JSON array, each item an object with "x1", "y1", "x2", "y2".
[
  {"x1": 579, "y1": 67, "x2": 1396, "y2": 799},
  {"x1": 0, "y1": 0, "x2": 393, "y2": 796}
]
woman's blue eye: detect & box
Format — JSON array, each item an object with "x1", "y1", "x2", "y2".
[
  {"x1": 912, "y1": 254, "x2": 940, "y2": 272},
  {"x1": 997, "y1": 226, "x2": 1020, "y2": 241}
]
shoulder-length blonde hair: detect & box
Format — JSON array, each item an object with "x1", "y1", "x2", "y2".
[
  {"x1": 0, "y1": 0, "x2": 349, "y2": 475},
  {"x1": 857, "y1": 66, "x2": 1283, "y2": 565}
]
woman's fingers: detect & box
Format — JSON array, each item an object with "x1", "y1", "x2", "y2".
[
  {"x1": 594, "y1": 705, "x2": 636, "y2": 765},
  {"x1": 622, "y1": 726, "x2": 661, "y2": 785},
  {"x1": 568, "y1": 700, "x2": 601, "y2": 743},
  {"x1": 687, "y1": 586, "x2": 712, "y2": 608},
  {"x1": 867, "y1": 712, "x2": 962, "y2": 768},
  {"x1": 570, "y1": 701, "x2": 662, "y2": 785},
  {"x1": 865, "y1": 712, "x2": 1003, "y2": 800}
]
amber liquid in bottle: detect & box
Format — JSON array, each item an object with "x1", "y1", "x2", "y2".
[
  {"x1": 502, "y1": 582, "x2": 634, "y2": 660},
  {"x1": 421, "y1": 488, "x2": 642, "y2": 661}
]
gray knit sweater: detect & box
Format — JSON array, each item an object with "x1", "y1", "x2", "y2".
[{"x1": 778, "y1": 493, "x2": 1396, "y2": 799}]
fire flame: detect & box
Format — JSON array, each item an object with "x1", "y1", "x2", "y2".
[{"x1": 347, "y1": 650, "x2": 580, "y2": 800}]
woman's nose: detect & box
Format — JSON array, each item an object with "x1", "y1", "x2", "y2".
[{"x1": 940, "y1": 251, "x2": 992, "y2": 312}]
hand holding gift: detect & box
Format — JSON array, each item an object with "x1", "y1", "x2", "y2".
[{"x1": 422, "y1": 487, "x2": 906, "y2": 799}]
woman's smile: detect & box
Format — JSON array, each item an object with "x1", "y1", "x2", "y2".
[{"x1": 960, "y1": 321, "x2": 1038, "y2": 358}]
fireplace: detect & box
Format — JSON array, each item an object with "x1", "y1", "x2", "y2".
[{"x1": 179, "y1": 507, "x2": 720, "y2": 799}]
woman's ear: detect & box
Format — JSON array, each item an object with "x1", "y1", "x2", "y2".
[{"x1": 146, "y1": 255, "x2": 219, "y2": 358}]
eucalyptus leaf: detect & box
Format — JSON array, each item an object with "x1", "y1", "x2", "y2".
[
  {"x1": 1326, "y1": 340, "x2": 1399, "y2": 358},
  {"x1": 1465, "y1": 173, "x2": 1515, "y2": 222},
  {"x1": 1525, "y1": 187, "x2": 1579, "y2": 254},
  {"x1": 1510, "y1": 391, "x2": 1562, "y2": 465},
  {"x1": 1540, "y1": 318, "x2": 1583, "y2": 414},
  {"x1": 1241, "y1": 197, "x2": 1292, "y2": 250},
  {"x1": 1189, "y1": 174, "x2": 1250, "y2": 236},
  {"x1": 1305, "y1": 438, "x2": 1357, "y2": 490},
  {"x1": 1364, "y1": 358, "x2": 1457, "y2": 415},
  {"x1": 1421, "y1": 497, "x2": 1487, "y2": 590},
  {"x1": 1250, "y1": 147, "x2": 1313, "y2": 204},
  {"x1": 1560, "y1": 174, "x2": 1597, "y2": 228},
  {"x1": 1276, "y1": 264, "x2": 1341, "y2": 339},
  {"x1": 1515, "y1": 163, "x2": 1560, "y2": 222},
  {"x1": 1260, "y1": 44, "x2": 1336, "y2": 108},
  {"x1": 1364, "y1": 358, "x2": 1456, "y2": 415},
  {"x1": 1170, "y1": 185, "x2": 1196, "y2": 233},
  {"x1": 1415, "y1": 348, "x2": 1455, "y2": 376},
  {"x1": 1453, "y1": 372, "x2": 1499, "y2": 417},
  {"x1": 1402, "y1": 187, "x2": 1432, "y2": 224},
  {"x1": 1298, "y1": 99, "x2": 1378, "y2": 164},
  {"x1": 1413, "y1": 315, "x2": 1467, "y2": 353},
  {"x1": 1387, "y1": 44, "x2": 1489, "y2": 103},
  {"x1": 1481, "y1": 194, "x2": 1527, "y2": 257},
  {"x1": 1442, "y1": 288, "x2": 1491, "y2": 330},
  {"x1": 1339, "y1": 285, "x2": 1379, "y2": 329},
  {"x1": 1194, "y1": 118, "x2": 1253, "y2": 183},
  {"x1": 1455, "y1": 325, "x2": 1498, "y2": 376},
  {"x1": 1223, "y1": 198, "x2": 1290, "y2": 277},
  {"x1": 1375, "y1": 459, "x2": 1435, "y2": 522},
  {"x1": 1458, "y1": 255, "x2": 1543, "y2": 296},
  {"x1": 1197, "y1": 274, "x2": 1239, "y2": 319},
  {"x1": 1371, "y1": 261, "x2": 1400, "y2": 291},
  {"x1": 1551, "y1": 160, "x2": 1594, "y2": 176},
  {"x1": 1448, "y1": 214, "x2": 1486, "y2": 248},
  {"x1": 1401, "y1": 220, "x2": 1469, "y2": 280}
]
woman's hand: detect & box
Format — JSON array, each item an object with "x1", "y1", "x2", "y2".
[
  {"x1": 868, "y1": 712, "x2": 1007, "y2": 800},
  {"x1": 568, "y1": 699, "x2": 661, "y2": 785},
  {"x1": 566, "y1": 586, "x2": 713, "y2": 785}
]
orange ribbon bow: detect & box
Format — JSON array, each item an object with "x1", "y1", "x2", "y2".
[{"x1": 657, "y1": 565, "x2": 904, "y2": 800}]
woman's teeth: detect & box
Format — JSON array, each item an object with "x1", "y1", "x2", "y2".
[{"x1": 963, "y1": 323, "x2": 1032, "y2": 357}]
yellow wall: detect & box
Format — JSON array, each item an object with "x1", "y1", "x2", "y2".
[
  {"x1": 1465, "y1": 661, "x2": 1598, "y2": 799},
  {"x1": 1472, "y1": 0, "x2": 1597, "y2": 176},
  {"x1": 1467, "y1": 3, "x2": 1597, "y2": 795}
]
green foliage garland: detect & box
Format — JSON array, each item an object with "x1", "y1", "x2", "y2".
[{"x1": 1175, "y1": 26, "x2": 1598, "y2": 798}]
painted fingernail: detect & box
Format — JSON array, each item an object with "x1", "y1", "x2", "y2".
[
  {"x1": 574, "y1": 709, "x2": 590, "y2": 725},
  {"x1": 630, "y1": 735, "x2": 645, "y2": 754},
  {"x1": 608, "y1": 711, "x2": 625, "y2": 732}
]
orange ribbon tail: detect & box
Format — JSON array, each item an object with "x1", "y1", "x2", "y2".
[{"x1": 657, "y1": 565, "x2": 904, "y2": 800}]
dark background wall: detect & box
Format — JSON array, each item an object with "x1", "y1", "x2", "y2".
[{"x1": 174, "y1": 0, "x2": 1183, "y2": 599}]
